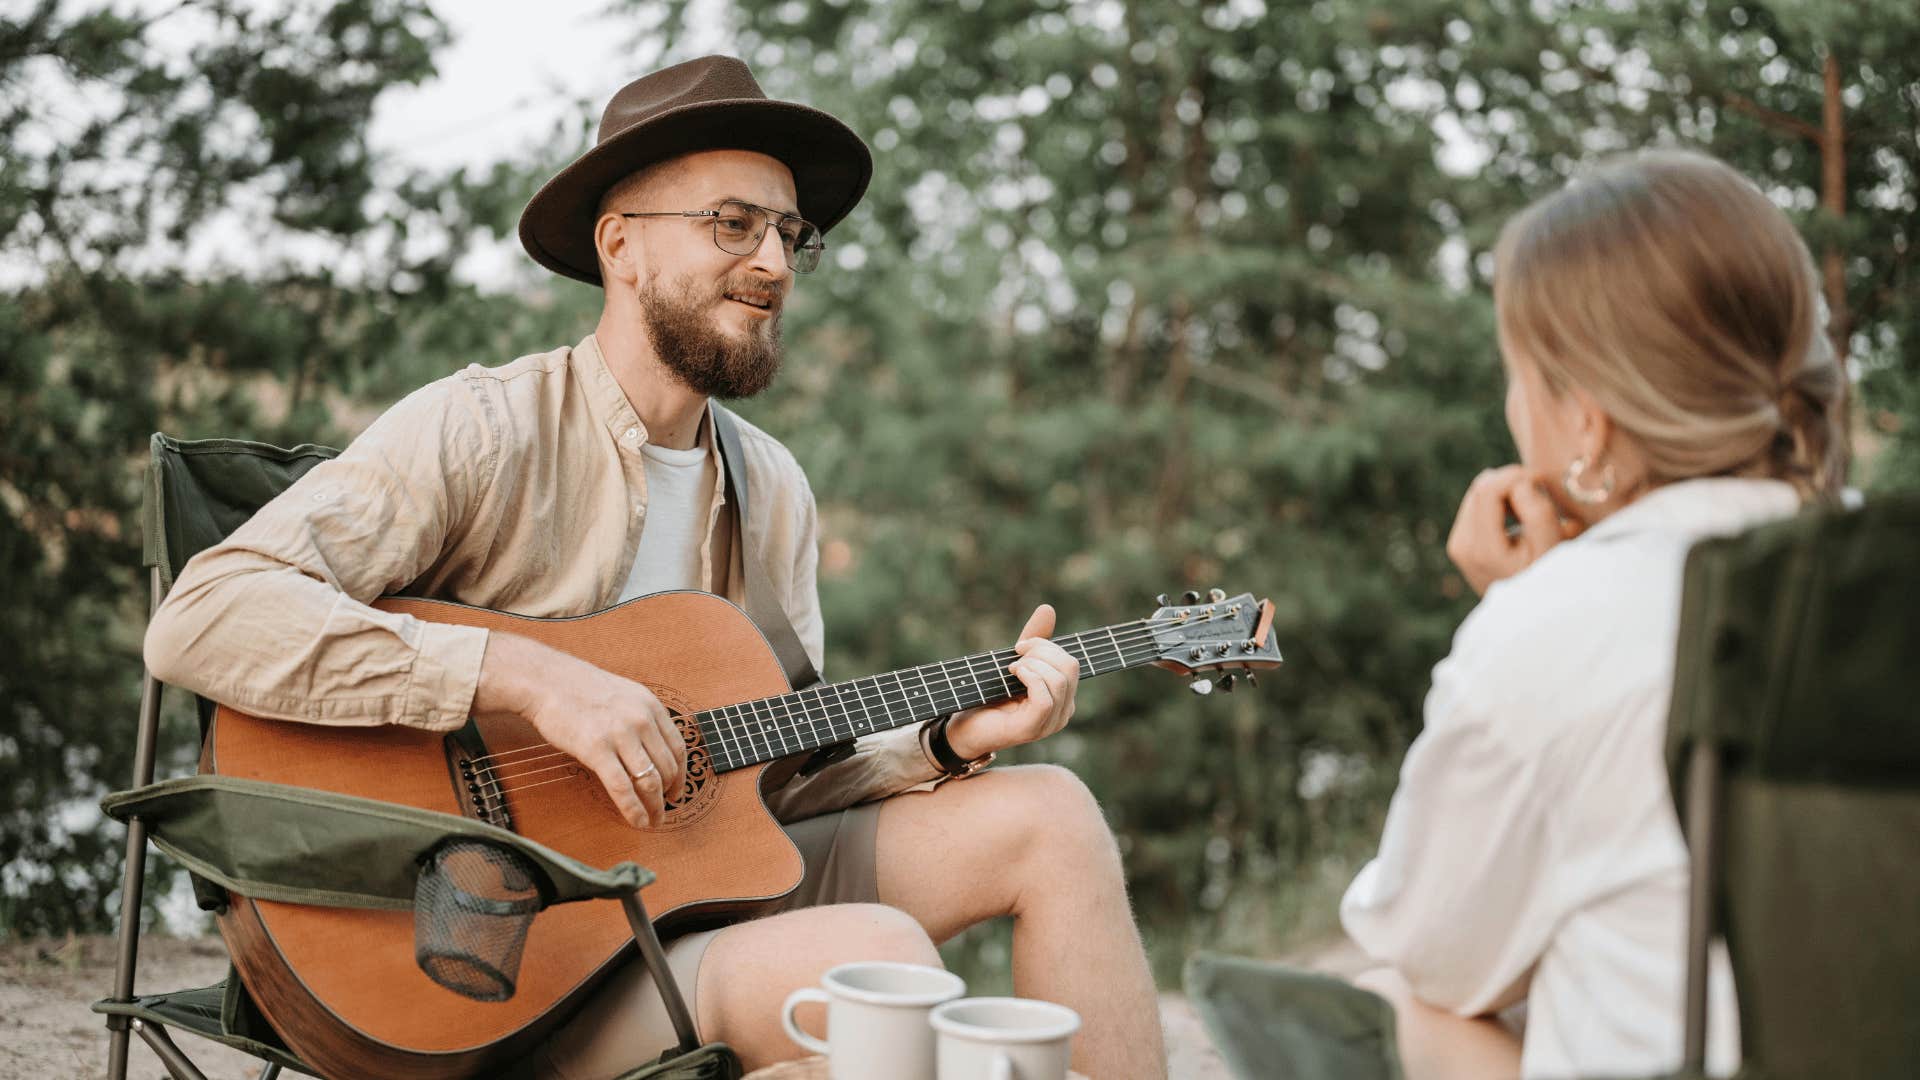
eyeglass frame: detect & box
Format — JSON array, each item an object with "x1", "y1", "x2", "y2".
[{"x1": 618, "y1": 199, "x2": 826, "y2": 273}]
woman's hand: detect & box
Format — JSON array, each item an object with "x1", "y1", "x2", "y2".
[{"x1": 1446, "y1": 465, "x2": 1584, "y2": 595}]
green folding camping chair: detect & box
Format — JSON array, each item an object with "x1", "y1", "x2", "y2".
[
  {"x1": 1188, "y1": 495, "x2": 1920, "y2": 1080},
  {"x1": 1666, "y1": 494, "x2": 1920, "y2": 1078},
  {"x1": 97, "y1": 433, "x2": 741, "y2": 1080}
]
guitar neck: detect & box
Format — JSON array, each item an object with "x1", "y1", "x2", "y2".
[{"x1": 696, "y1": 620, "x2": 1163, "y2": 773}]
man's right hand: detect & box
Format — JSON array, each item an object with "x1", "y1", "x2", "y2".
[{"x1": 472, "y1": 632, "x2": 687, "y2": 829}]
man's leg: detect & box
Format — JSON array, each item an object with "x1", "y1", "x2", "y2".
[
  {"x1": 695, "y1": 764, "x2": 1162, "y2": 1077},
  {"x1": 1353, "y1": 968, "x2": 1522, "y2": 1080},
  {"x1": 875, "y1": 764, "x2": 1165, "y2": 1079}
]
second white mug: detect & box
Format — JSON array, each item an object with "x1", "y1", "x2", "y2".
[
  {"x1": 931, "y1": 996, "x2": 1082, "y2": 1080},
  {"x1": 781, "y1": 960, "x2": 967, "y2": 1080}
]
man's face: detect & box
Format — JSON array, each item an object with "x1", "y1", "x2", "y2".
[{"x1": 620, "y1": 150, "x2": 801, "y2": 399}]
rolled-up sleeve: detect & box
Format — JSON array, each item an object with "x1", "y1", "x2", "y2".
[
  {"x1": 1339, "y1": 647, "x2": 1564, "y2": 1016},
  {"x1": 143, "y1": 377, "x2": 497, "y2": 732}
]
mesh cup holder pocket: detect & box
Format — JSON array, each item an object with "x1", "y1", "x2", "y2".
[{"x1": 413, "y1": 839, "x2": 546, "y2": 1002}]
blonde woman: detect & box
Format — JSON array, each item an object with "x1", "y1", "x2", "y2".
[{"x1": 1339, "y1": 149, "x2": 1848, "y2": 1079}]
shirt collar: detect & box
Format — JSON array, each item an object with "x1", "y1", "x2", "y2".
[
  {"x1": 575, "y1": 332, "x2": 727, "y2": 506},
  {"x1": 574, "y1": 333, "x2": 646, "y2": 445},
  {"x1": 1579, "y1": 476, "x2": 1802, "y2": 547}
]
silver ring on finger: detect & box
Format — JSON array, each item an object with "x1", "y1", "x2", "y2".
[{"x1": 632, "y1": 762, "x2": 658, "y2": 782}]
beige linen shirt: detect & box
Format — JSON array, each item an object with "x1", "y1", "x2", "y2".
[{"x1": 143, "y1": 334, "x2": 941, "y2": 822}]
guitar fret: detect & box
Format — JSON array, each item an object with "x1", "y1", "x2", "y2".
[
  {"x1": 885, "y1": 670, "x2": 916, "y2": 732},
  {"x1": 863, "y1": 674, "x2": 891, "y2": 738},
  {"x1": 1101, "y1": 627, "x2": 1127, "y2": 674},
  {"x1": 910, "y1": 665, "x2": 942, "y2": 719},
  {"x1": 938, "y1": 655, "x2": 985, "y2": 713},
  {"x1": 796, "y1": 685, "x2": 827, "y2": 747},
  {"x1": 1059, "y1": 634, "x2": 1096, "y2": 677}
]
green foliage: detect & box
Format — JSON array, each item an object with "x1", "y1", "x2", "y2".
[{"x1": 0, "y1": 0, "x2": 454, "y2": 935}]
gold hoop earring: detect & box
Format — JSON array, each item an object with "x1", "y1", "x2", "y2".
[{"x1": 1564, "y1": 456, "x2": 1615, "y2": 505}]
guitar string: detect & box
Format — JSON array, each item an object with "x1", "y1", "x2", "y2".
[
  {"x1": 461, "y1": 611, "x2": 1230, "y2": 772},
  {"x1": 463, "y1": 611, "x2": 1255, "y2": 810},
  {"x1": 470, "y1": 633, "x2": 1173, "y2": 808},
  {"x1": 469, "y1": 622, "x2": 1255, "y2": 811},
  {"x1": 469, "y1": 636, "x2": 1184, "y2": 812},
  {"x1": 463, "y1": 616, "x2": 1184, "y2": 777}
]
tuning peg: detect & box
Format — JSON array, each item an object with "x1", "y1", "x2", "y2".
[
  {"x1": 1220, "y1": 674, "x2": 1238, "y2": 693},
  {"x1": 1155, "y1": 593, "x2": 1169, "y2": 607},
  {"x1": 1183, "y1": 590, "x2": 1202, "y2": 604},
  {"x1": 1189, "y1": 677, "x2": 1214, "y2": 696},
  {"x1": 1246, "y1": 671, "x2": 1258, "y2": 687},
  {"x1": 1209, "y1": 587, "x2": 1227, "y2": 602}
]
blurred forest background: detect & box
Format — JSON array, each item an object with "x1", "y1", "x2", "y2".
[{"x1": 3, "y1": 0, "x2": 1916, "y2": 987}]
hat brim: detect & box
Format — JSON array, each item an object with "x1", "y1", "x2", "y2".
[{"x1": 518, "y1": 98, "x2": 872, "y2": 287}]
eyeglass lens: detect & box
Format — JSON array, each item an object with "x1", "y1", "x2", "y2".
[{"x1": 711, "y1": 201, "x2": 822, "y2": 271}]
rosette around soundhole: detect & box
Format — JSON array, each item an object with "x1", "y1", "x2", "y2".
[{"x1": 651, "y1": 687, "x2": 721, "y2": 826}]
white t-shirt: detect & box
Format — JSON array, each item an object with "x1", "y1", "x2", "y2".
[
  {"x1": 1341, "y1": 477, "x2": 1800, "y2": 1078},
  {"x1": 617, "y1": 439, "x2": 716, "y2": 602}
]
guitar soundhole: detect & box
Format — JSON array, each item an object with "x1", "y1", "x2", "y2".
[{"x1": 654, "y1": 689, "x2": 720, "y2": 827}]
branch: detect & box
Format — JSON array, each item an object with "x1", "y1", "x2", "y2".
[{"x1": 1722, "y1": 92, "x2": 1821, "y2": 144}]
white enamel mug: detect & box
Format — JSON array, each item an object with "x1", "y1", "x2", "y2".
[
  {"x1": 781, "y1": 961, "x2": 967, "y2": 1080},
  {"x1": 931, "y1": 996, "x2": 1081, "y2": 1080}
]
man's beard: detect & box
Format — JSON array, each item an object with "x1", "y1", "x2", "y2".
[{"x1": 637, "y1": 273, "x2": 784, "y2": 399}]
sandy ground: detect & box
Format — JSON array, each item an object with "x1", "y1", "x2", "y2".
[{"x1": 4, "y1": 934, "x2": 1366, "y2": 1079}]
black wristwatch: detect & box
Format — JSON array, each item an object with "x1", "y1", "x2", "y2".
[{"x1": 921, "y1": 715, "x2": 995, "y2": 778}]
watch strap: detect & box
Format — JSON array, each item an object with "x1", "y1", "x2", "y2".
[{"x1": 924, "y1": 715, "x2": 994, "y2": 777}]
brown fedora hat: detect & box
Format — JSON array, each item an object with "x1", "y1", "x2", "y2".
[{"x1": 518, "y1": 55, "x2": 872, "y2": 286}]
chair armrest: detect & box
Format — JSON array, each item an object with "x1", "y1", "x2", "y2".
[{"x1": 102, "y1": 774, "x2": 650, "y2": 910}]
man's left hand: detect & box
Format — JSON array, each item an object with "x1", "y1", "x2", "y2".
[{"x1": 941, "y1": 604, "x2": 1080, "y2": 762}]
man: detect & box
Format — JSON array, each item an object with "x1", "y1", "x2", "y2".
[{"x1": 144, "y1": 56, "x2": 1165, "y2": 1077}]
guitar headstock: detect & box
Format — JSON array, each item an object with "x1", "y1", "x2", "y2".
[{"x1": 1144, "y1": 589, "x2": 1283, "y2": 694}]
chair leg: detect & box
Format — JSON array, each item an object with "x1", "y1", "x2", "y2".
[
  {"x1": 1681, "y1": 742, "x2": 1723, "y2": 1073},
  {"x1": 258, "y1": 1063, "x2": 283, "y2": 1079},
  {"x1": 133, "y1": 1020, "x2": 211, "y2": 1080},
  {"x1": 621, "y1": 891, "x2": 701, "y2": 1054},
  {"x1": 108, "y1": 574, "x2": 171, "y2": 1080},
  {"x1": 107, "y1": 1022, "x2": 132, "y2": 1080}
]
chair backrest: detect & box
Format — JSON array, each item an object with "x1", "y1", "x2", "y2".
[
  {"x1": 142, "y1": 432, "x2": 341, "y2": 594},
  {"x1": 1666, "y1": 495, "x2": 1920, "y2": 1077}
]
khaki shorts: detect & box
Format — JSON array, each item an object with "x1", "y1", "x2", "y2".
[{"x1": 532, "y1": 801, "x2": 884, "y2": 1080}]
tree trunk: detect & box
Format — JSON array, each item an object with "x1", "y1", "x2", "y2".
[{"x1": 1820, "y1": 52, "x2": 1850, "y2": 372}]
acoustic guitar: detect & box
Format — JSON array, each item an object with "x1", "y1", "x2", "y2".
[{"x1": 208, "y1": 588, "x2": 1282, "y2": 1078}]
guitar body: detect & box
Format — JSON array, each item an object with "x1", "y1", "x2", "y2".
[{"x1": 208, "y1": 592, "x2": 806, "y2": 1079}]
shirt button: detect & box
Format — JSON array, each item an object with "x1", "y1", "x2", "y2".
[
  {"x1": 633, "y1": 503, "x2": 645, "y2": 516},
  {"x1": 623, "y1": 427, "x2": 639, "y2": 442}
]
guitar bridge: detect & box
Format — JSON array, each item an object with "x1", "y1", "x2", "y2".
[{"x1": 444, "y1": 723, "x2": 515, "y2": 832}]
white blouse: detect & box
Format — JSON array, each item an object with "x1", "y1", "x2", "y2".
[{"x1": 1340, "y1": 477, "x2": 1800, "y2": 1078}]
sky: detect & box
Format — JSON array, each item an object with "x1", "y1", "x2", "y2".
[
  {"x1": 361, "y1": 1, "x2": 732, "y2": 286},
  {"x1": 369, "y1": 1, "x2": 729, "y2": 176},
  {"x1": 3, "y1": 1, "x2": 733, "y2": 291}
]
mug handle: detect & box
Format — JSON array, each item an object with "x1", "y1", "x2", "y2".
[
  {"x1": 988, "y1": 1050, "x2": 1014, "y2": 1080},
  {"x1": 780, "y1": 987, "x2": 832, "y2": 1055}
]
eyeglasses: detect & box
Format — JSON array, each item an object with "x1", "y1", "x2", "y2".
[{"x1": 621, "y1": 199, "x2": 825, "y2": 273}]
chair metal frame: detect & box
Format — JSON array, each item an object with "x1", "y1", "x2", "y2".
[
  {"x1": 101, "y1": 437, "x2": 708, "y2": 1080},
  {"x1": 1679, "y1": 741, "x2": 1722, "y2": 1074}
]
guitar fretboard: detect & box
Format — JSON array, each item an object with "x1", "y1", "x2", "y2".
[{"x1": 695, "y1": 621, "x2": 1165, "y2": 773}]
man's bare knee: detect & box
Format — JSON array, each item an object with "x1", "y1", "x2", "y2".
[
  {"x1": 1004, "y1": 764, "x2": 1119, "y2": 866},
  {"x1": 830, "y1": 902, "x2": 943, "y2": 967}
]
